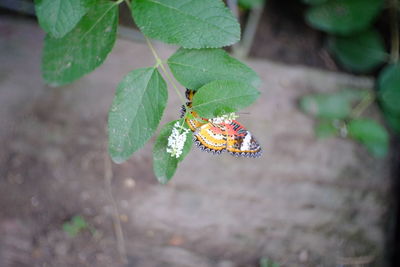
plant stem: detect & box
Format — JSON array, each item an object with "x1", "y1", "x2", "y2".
[
  {"x1": 103, "y1": 149, "x2": 127, "y2": 264},
  {"x1": 350, "y1": 92, "x2": 375, "y2": 118},
  {"x1": 233, "y1": 3, "x2": 265, "y2": 58},
  {"x1": 144, "y1": 37, "x2": 187, "y2": 106},
  {"x1": 226, "y1": 0, "x2": 239, "y2": 18},
  {"x1": 390, "y1": 0, "x2": 399, "y2": 63}
]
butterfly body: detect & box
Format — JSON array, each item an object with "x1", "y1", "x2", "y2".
[{"x1": 183, "y1": 89, "x2": 262, "y2": 158}]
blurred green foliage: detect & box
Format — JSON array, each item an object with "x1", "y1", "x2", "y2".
[
  {"x1": 315, "y1": 120, "x2": 339, "y2": 138},
  {"x1": 260, "y1": 257, "x2": 280, "y2": 267},
  {"x1": 239, "y1": 0, "x2": 266, "y2": 9},
  {"x1": 378, "y1": 64, "x2": 400, "y2": 114},
  {"x1": 300, "y1": 88, "x2": 367, "y2": 119},
  {"x1": 63, "y1": 215, "x2": 89, "y2": 237},
  {"x1": 348, "y1": 118, "x2": 389, "y2": 157},
  {"x1": 328, "y1": 29, "x2": 387, "y2": 72},
  {"x1": 301, "y1": 0, "x2": 400, "y2": 156},
  {"x1": 302, "y1": 0, "x2": 328, "y2": 5},
  {"x1": 300, "y1": 88, "x2": 389, "y2": 157},
  {"x1": 305, "y1": 0, "x2": 383, "y2": 35}
]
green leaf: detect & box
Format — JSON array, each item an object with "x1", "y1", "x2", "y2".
[
  {"x1": 239, "y1": 0, "x2": 265, "y2": 9},
  {"x1": 305, "y1": 0, "x2": 383, "y2": 35},
  {"x1": 300, "y1": 89, "x2": 367, "y2": 119},
  {"x1": 383, "y1": 110, "x2": 400, "y2": 134},
  {"x1": 108, "y1": 68, "x2": 168, "y2": 163},
  {"x1": 328, "y1": 29, "x2": 386, "y2": 72},
  {"x1": 192, "y1": 80, "x2": 260, "y2": 118},
  {"x1": 168, "y1": 48, "x2": 261, "y2": 90},
  {"x1": 378, "y1": 64, "x2": 400, "y2": 115},
  {"x1": 347, "y1": 118, "x2": 389, "y2": 157},
  {"x1": 302, "y1": 0, "x2": 328, "y2": 5},
  {"x1": 315, "y1": 120, "x2": 338, "y2": 138},
  {"x1": 131, "y1": 0, "x2": 240, "y2": 48},
  {"x1": 35, "y1": 0, "x2": 95, "y2": 38},
  {"x1": 42, "y1": 0, "x2": 118, "y2": 86},
  {"x1": 153, "y1": 120, "x2": 193, "y2": 184}
]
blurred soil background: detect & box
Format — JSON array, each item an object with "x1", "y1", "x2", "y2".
[{"x1": 0, "y1": 1, "x2": 398, "y2": 267}]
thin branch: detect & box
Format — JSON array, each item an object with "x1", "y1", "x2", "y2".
[
  {"x1": 390, "y1": 0, "x2": 399, "y2": 63},
  {"x1": 226, "y1": 0, "x2": 239, "y2": 18},
  {"x1": 233, "y1": 3, "x2": 265, "y2": 58},
  {"x1": 103, "y1": 149, "x2": 128, "y2": 264},
  {"x1": 337, "y1": 255, "x2": 374, "y2": 265},
  {"x1": 350, "y1": 92, "x2": 375, "y2": 118},
  {"x1": 144, "y1": 37, "x2": 187, "y2": 106}
]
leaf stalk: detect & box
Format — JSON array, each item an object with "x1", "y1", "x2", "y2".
[
  {"x1": 350, "y1": 92, "x2": 375, "y2": 118},
  {"x1": 144, "y1": 37, "x2": 187, "y2": 107}
]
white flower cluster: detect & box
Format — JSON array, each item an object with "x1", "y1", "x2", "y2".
[
  {"x1": 210, "y1": 112, "x2": 239, "y2": 124},
  {"x1": 166, "y1": 122, "x2": 190, "y2": 158}
]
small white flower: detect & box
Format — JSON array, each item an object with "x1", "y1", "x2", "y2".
[
  {"x1": 210, "y1": 113, "x2": 239, "y2": 124},
  {"x1": 166, "y1": 122, "x2": 190, "y2": 158}
]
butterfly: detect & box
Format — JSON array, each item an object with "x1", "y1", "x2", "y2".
[{"x1": 181, "y1": 89, "x2": 262, "y2": 158}]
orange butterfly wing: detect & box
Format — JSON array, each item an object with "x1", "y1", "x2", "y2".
[
  {"x1": 183, "y1": 89, "x2": 262, "y2": 158},
  {"x1": 193, "y1": 123, "x2": 227, "y2": 154},
  {"x1": 224, "y1": 120, "x2": 262, "y2": 157}
]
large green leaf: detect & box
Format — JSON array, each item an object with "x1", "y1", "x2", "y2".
[
  {"x1": 300, "y1": 89, "x2": 367, "y2": 119},
  {"x1": 168, "y1": 48, "x2": 260, "y2": 90},
  {"x1": 42, "y1": 0, "x2": 118, "y2": 86},
  {"x1": 378, "y1": 64, "x2": 400, "y2": 115},
  {"x1": 108, "y1": 68, "x2": 168, "y2": 164},
  {"x1": 347, "y1": 118, "x2": 389, "y2": 157},
  {"x1": 131, "y1": 0, "x2": 240, "y2": 48},
  {"x1": 35, "y1": 0, "x2": 95, "y2": 38},
  {"x1": 328, "y1": 29, "x2": 386, "y2": 72},
  {"x1": 192, "y1": 80, "x2": 260, "y2": 118},
  {"x1": 305, "y1": 0, "x2": 383, "y2": 35},
  {"x1": 153, "y1": 120, "x2": 193, "y2": 184}
]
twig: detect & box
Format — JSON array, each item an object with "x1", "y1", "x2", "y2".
[
  {"x1": 337, "y1": 255, "x2": 375, "y2": 265},
  {"x1": 233, "y1": 3, "x2": 265, "y2": 58},
  {"x1": 350, "y1": 92, "x2": 375, "y2": 118},
  {"x1": 144, "y1": 37, "x2": 187, "y2": 106},
  {"x1": 390, "y1": 0, "x2": 399, "y2": 63},
  {"x1": 103, "y1": 149, "x2": 128, "y2": 264},
  {"x1": 226, "y1": 0, "x2": 239, "y2": 18}
]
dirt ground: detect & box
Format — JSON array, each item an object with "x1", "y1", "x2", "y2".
[{"x1": 0, "y1": 16, "x2": 393, "y2": 267}]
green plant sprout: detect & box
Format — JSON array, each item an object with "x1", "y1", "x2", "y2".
[
  {"x1": 63, "y1": 215, "x2": 94, "y2": 237},
  {"x1": 260, "y1": 257, "x2": 280, "y2": 267}
]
